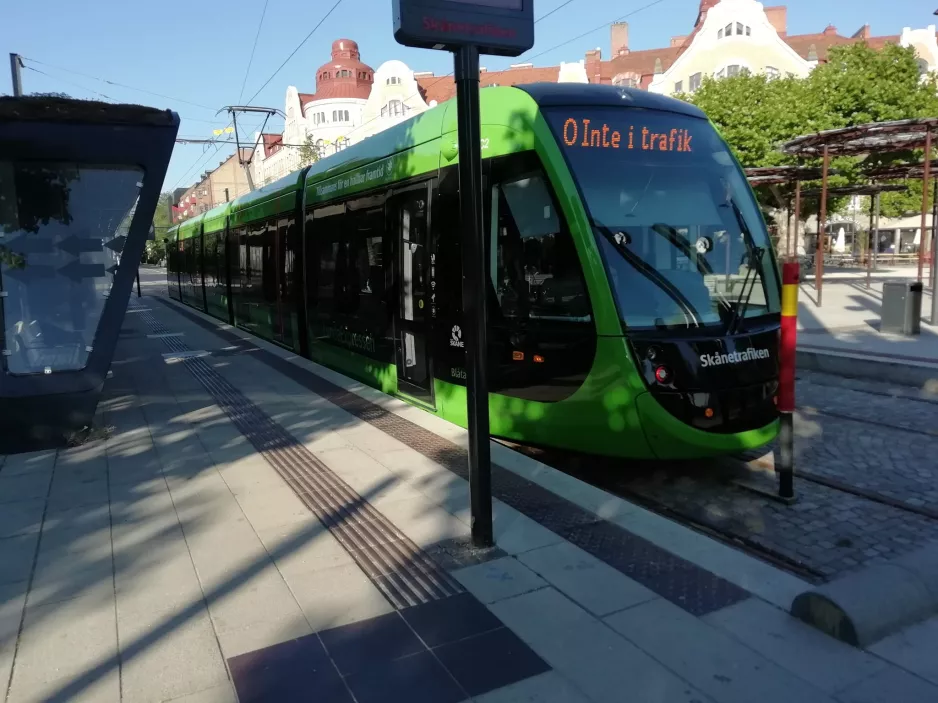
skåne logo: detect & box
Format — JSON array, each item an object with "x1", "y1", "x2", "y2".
[
  {"x1": 699, "y1": 348, "x2": 770, "y2": 368},
  {"x1": 450, "y1": 325, "x2": 464, "y2": 348}
]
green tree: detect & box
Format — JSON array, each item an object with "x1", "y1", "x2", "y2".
[
  {"x1": 143, "y1": 192, "x2": 173, "y2": 264},
  {"x1": 684, "y1": 42, "x2": 938, "y2": 220},
  {"x1": 298, "y1": 133, "x2": 321, "y2": 168}
]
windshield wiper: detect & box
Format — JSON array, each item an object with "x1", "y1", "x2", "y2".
[
  {"x1": 594, "y1": 223, "x2": 700, "y2": 328},
  {"x1": 726, "y1": 246, "x2": 765, "y2": 335}
]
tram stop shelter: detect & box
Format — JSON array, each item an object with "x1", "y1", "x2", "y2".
[
  {"x1": 0, "y1": 96, "x2": 179, "y2": 453},
  {"x1": 780, "y1": 117, "x2": 938, "y2": 307}
]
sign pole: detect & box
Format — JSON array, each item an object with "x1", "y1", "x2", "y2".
[
  {"x1": 778, "y1": 261, "x2": 799, "y2": 500},
  {"x1": 454, "y1": 45, "x2": 493, "y2": 547},
  {"x1": 392, "y1": 0, "x2": 533, "y2": 549}
]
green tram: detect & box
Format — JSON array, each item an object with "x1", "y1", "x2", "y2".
[{"x1": 166, "y1": 84, "x2": 781, "y2": 460}]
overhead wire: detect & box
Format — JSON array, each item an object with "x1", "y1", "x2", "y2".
[
  {"x1": 19, "y1": 56, "x2": 218, "y2": 111},
  {"x1": 535, "y1": 0, "x2": 577, "y2": 24},
  {"x1": 243, "y1": 0, "x2": 344, "y2": 106},
  {"x1": 238, "y1": 0, "x2": 271, "y2": 105},
  {"x1": 173, "y1": 1, "x2": 342, "y2": 191},
  {"x1": 21, "y1": 65, "x2": 114, "y2": 101}
]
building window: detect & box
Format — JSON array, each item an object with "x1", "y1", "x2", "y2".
[
  {"x1": 386, "y1": 76, "x2": 401, "y2": 85},
  {"x1": 736, "y1": 22, "x2": 743, "y2": 35},
  {"x1": 689, "y1": 72, "x2": 702, "y2": 92},
  {"x1": 725, "y1": 23, "x2": 732, "y2": 36},
  {"x1": 717, "y1": 29, "x2": 723, "y2": 39},
  {"x1": 917, "y1": 58, "x2": 929, "y2": 75},
  {"x1": 674, "y1": 80, "x2": 683, "y2": 93},
  {"x1": 384, "y1": 100, "x2": 405, "y2": 118},
  {"x1": 765, "y1": 66, "x2": 780, "y2": 79},
  {"x1": 745, "y1": 26, "x2": 751, "y2": 36},
  {"x1": 332, "y1": 110, "x2": 349, "y2": 122}
]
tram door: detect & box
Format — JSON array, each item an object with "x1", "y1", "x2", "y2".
[{"x1": 389, "y1": 185, "x2": 434, "y2": 406}]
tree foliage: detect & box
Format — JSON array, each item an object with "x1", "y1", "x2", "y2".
[
  {"x1": 143, "y1": 192, "x2": 173, "y2": 264},
  {"x1": 298, "y1": 133, "x2": 321, "y2": 168},
  {"x1": 683, "y1": 42, "x2": 938, "y2": 219}
]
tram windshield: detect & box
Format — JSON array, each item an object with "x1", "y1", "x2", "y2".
[{"x1": 545, "y1": 108, "x2": 780, "y2": 333}]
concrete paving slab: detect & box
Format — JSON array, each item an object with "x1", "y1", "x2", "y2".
[
  {"x1": 0, "y1": 499, "x2": 45, "y2": 540},
  {"x1": 0, "y1": 450, "x2": 56, "y2": 478},
  {"x1": 835, "y1": 665, "x2": 938, "y2": 703},
  {"x1": 233, "y1": 484, "x2": 312, "y2": 532},
  {"x1": 517, "y1": 541, "x2": 658, "y2": 617},
  {"x1": 704, "y1": 598, "x2": 886, "y2": 695},
  {"x1": 0, "y1": 472, "x2": 53, "y2": 504},
  {"x1": 285, "y1": 562, "x2": 394, "y2": 632},
  {"x1": 605, "y1": 598, "x2": 835, "y2": 703},
  {"x1": 374, "y1": 496, "x2": 467, "y2": 550},
  {"x1": 215, "y1": 616, "x2": 313, "y2": 660},
  {"x1": 254, "y1": 521, "x2": 355, "y2": 579},
  {"x1": 114, "y1": 537, "x2": 204, "y2": 617},
  {"x1": 869, "y1": 616, "x2": 938, "y2": 687},
  {"x1": 9, "y1": 594, "x2": 119, "y2": 703},
  {"x1": 0, "y1": 642, "x2": 14, "y2": 703},
  {"x1": 6, "y1": 669, "x2": 120, "y2": 703},
  {"x1": 489, "y1": 588, "x2": 708, "y2": 703},
  {"x1": 472, "y1": 670, "x2": 595, "y2": 703},
  {"x1": 162, "y1": 683, "x2": 238, "y2": 703},
  {"x1": 118, "y1": 604, "x2": 229, "y2": 703},
  {"x1": 46, "y1": 476, "x2": 109, "y2": 512},
  {"x1": 489, "y1": 505, "x2": 564, "y2": 556},
  {"x1": 0, "y1": 533, "x2": 40, "y2": 586},
  {"x1": 453, "y1": 556, "x2": 547, "y2": 604},
  {"x1": 0, "y1": 580, "x2": 27, "y2": 652},
  {"x1": 202, "y1": 568, "x2": 306, "y2": 635},
  {"x1": 39, "y1": 502, "x2": 111, "y2": 552}
]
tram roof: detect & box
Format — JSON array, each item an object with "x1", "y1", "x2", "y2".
[
  {"x1": 516, "y1": 83, "x2": 706, "y2": 119},
  {"x1": 227, "y1": 83, "x2": 709, "y2": 223},
  {"x1": 177, "y1": 212, "x2": 204, "y2": 240},
  {"x1": 202, "y1": 202, "x2": 230, "y2": 234}
]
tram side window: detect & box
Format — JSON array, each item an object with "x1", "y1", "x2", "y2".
[
  {"x1": 344, "y1": 195, "x2": 388, "y2": 328},
  {"x1": 310, "y1": 204, "x2": 344, "y2": 318},
  {"x1": 203, "y1": 233, "x2": 216, "y2": 289},
  {"x1": 490, "y1": 171, "x2": 591, "y2": 323}
]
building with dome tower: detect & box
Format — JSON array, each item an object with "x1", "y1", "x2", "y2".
[{"x1": 251, "y1": 39, "x2": 376, "y2": 186}]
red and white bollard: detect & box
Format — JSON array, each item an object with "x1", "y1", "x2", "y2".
[{"x1": 777, "y1": 261, "x2": 799, "y2": 499}]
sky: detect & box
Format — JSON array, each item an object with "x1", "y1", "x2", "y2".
[{"x1": 3, "y1": 0, "x2": 936, "y2": 192}]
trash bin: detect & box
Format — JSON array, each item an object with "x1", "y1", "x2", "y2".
[{"x1": 881, "y1": 281, "x2": 923, "y2": 335}]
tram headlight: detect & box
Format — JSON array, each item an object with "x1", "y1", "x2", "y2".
[{"x1": 654, "y1": 365, "x2": 672, "y2": 384}]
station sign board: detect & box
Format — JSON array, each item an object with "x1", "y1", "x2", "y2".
[{"x1": 392, "y1": 0, "x2": 534, "y2": 56}]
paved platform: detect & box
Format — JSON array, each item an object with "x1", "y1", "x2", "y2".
[
  {"x1": 2, "y1": 290, "x2": 938, "y2": 702},
  {"x1": 796, "y1": 276, "x2": 938, "y2": 361}
]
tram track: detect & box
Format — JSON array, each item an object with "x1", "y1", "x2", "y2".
[
  {"x1": 496, "y1": 439, "x2": 830, "y2": 583},
  {"x1": 498, "y1": 386, "x2": 938, "y2": 584},
  {"x1": 800, "y1": 405, "x2": 938, "y2": 439}
]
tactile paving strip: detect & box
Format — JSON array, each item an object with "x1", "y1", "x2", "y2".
[
  {"x1": 131, "y1": 302, "x2": 463, "y2": 610},
  {"x1": 155, "y1": 298, "x2": 751, "y2": 616}
]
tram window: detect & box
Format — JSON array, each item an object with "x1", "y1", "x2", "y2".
[{"x1": 490, "y1": 171, "x2": 590, "y2": 323}]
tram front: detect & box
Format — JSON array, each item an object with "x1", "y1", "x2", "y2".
[{"x1": 540, "y1": 87, "x2": 782, "y2": 457}]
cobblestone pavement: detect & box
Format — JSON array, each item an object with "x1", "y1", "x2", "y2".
[{"x1": 533, "y1": 370, "x2": 938, "y2": 583}]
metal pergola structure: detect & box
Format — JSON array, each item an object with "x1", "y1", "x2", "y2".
[
  {"x1": 797, "y1": 183, "x2": 909, "y2": 289},
  {"x1": 744, "y1": 166, "x2": 829, "y2": 260},
  {"x1": 780, "y1": 117, "x2": 938, "y2": 306},
  {"x1": 864, "y1": 159, "x2": 938, "y2": 290}
]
